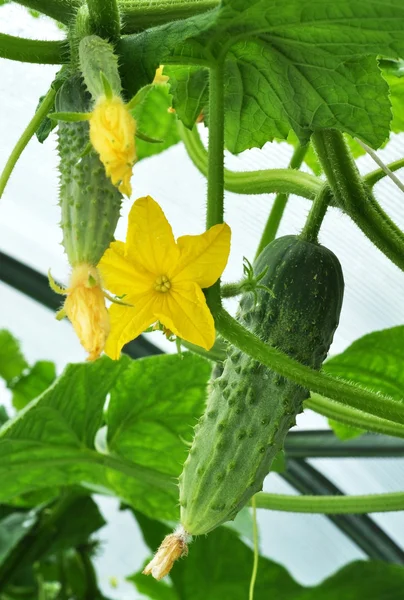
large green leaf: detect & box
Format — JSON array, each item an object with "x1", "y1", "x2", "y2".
[
  {"x1": 0, "y1": 330, "x2": 28, "y2": 383},
  {"x1": 130, "y1": 517, "x2": 404, "y2": 599},
  {"x1": 106, "y1": 352, "x2": 210, "y2": 520},
  {"x1": 119, "y1": 0, "x2": 404, "y2": 152},
  {"x1": 0, "y1": 353, "x2": 210, "y2": 521},
  {"x1": 380, "y1": 59, "x2": 404, "y2": 135},
  {"x1": 0, "y1": 510, "x2": 38, "y2": 567},
  {"x1": 324, "y1": 326, "x2": 404, "y2": 439}
]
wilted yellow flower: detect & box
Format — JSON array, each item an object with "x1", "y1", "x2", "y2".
[
  {"x1": 143, "y1": 527, "x2": 190, "y2": 580},
  {"x1": 89, "y1": 95, "x2": 136, "y2": 197},
  {"x1": 99, "y1": 196, "x2": 231, "y2": 359},
  {"x1": 50, "y1": 264, "x2": 110, "y2": 361}
]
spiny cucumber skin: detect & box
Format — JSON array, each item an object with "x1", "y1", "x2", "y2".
[
  {"x1": 57, "y1": 74, "x2": 122, "y2": 266},
  {"x1": 180, "y1": 236, "x2": 344, "y2": 535}
]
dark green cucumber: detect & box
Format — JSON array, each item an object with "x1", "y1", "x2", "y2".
[
  {"x1": 179, "y1": 235, "x2": 344, "y2": 535},
  {"x1": 57, "y1": 74, "x2": 122, "y2": 266}
]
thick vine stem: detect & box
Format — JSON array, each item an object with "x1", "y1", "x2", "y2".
[
  {"x1": 119, "y1": 0, "x2": 219, "y2": 33},
  {"x1": 300, "y1": 183, "x2": 330, "y2": 243},
  {"x1": 87, "y1": 0, "x2": 120, "y2": 40},
  {"x1": 0, "y1": 87, "x2": 56, "y2": 199},
  {"x1": 312, "y1": 129, "x2": 404, "y2": 272},
  {"x1": 0, "y1": 33, "x2": 69, "y2": 64},
  {"x1": 253, "y1": 490, "x2": 404, "y2": 514},
  {"x1": 255, "y1": 144, "x2": 308, "y2": 257},
  {"x1": 205, "y1": 61, "x2": 225, "y2": 312},
  {"x1": 306, "y1": 394, "x2": 404, "y2": 440},
  {"x1": 179, "y1": 123, "x2": 322, "y2": 201},
  {"x1": 14, "y1": 0, "x2": 80, "y2": 24},
  {"x1": 214, "y1": 308, "x2": 404, "y2": 426}
]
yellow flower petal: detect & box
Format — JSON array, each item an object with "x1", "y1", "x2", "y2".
[
  {"x1": 98, "y1": 240, "x2": 154, "y2": 298},
  {"x1": 64, "y1": 264, "x2": 110, "y2": 360},
  {"x1": 104, "y1": 293, "x2": 157, "y2": 360},
  {"x1": 170, "y1": 223, "x2": 231, "y2": 288},
  {"x1": 155, "y1": 281, "x2": 215, "y2": 350},
  {"x1": 89, "y1": 95, "x2": 136, "y2": 197},
  {"x1": 125, "y1": 196, "x2": 179, "y2": 274}
]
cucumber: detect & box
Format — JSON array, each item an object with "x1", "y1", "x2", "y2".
[
  {"x1": 57, "y1": 73, "x2": 122, "y2": 266},
  {"x1": 179, "y1": 235, "x2": 344, "y2": 535}
]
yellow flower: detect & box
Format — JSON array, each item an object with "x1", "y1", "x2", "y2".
[
  {"x1": 99, "y1": 196, "x2": 231, "y2": 359},
  {"x1": 89, "y1": 95, "x2": 136, "y2": 197},
  {"x1": 50, "y1": 264, "x2": 110, "y2": 361}
]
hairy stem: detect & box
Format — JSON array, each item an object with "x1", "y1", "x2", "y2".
[
  {"x1": 364, "y1": 157, "x2": 404, "y2": 188},
  {"x1": 0, "y1": 33, "x2": 68, "y2": 64},
  {"x1": 87, "y1": 0, "x2": 120, "y2": 40},
  {"x1": 214, "y1": 308, "x2": 404, "y2": 425},
  {"x1": 312, "y1": 129, "x2": 404, "y2": 272},
  {"x1": 306, "y1": 394, "x2": 404, "y2": 439},
  {"x1": 119, "y1": 0, "x2": 219, "y2": 33},
  {"x1": 0, "y1": 87, "x2": 56, "y2": 199},
  {"x1": 254, "y1": 490, "x2": 404, "y2": 514},
  {"x1": 13, "y1": 0, "x2": 80, "y2": 23},
  {"x1": 179, "y1": 123, "x2": 321, "y2": 200},
  {"x1": 300, "y1": 183, "x2": 330, "y2": 243},
  {"x1": 255, "y1": 144, "x2": 308, "y2": 257}
]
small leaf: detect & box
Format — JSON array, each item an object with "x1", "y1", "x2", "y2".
[
  {"x1": 12, "y1": 361, "x2": 56, "y2": 410},
  {"x1": 0, "y1": 330, "x2": 28, "y2": 383},
  {"x1": 133, "y1": 85, "x2": 180, "y2": 162}
]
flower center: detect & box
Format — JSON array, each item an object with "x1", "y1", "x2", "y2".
[{"x1": 154, "y1": 274, "x2": 171, "y2": 293}]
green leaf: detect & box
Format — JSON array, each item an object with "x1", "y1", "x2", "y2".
[
  {"x1": 12, "y1": 361, "x2": 56, "y2": 410},
  {"x1": 0, "y1": 330, "x2": 28, "y2": 383},
  {"x1": 0, "y1": 353, "x2": 210, "y2": 521},
  {"x1": 325, "y1": 326, "x2": 404, "y2": 439},
  {"x1": 131, "y1": 517, "x2": 404, "y2": 599},
  {"x1": 120, "y1": 0, "x2": 404, "y2": 151},
  {"x1": 133, "y1": 84, "x2": 180, "y2": 162},
  {"x1": 164, "y1": 66, "x2": 208, "y2": 129},
  {"x1": 0, "y1": 357, "x2": 128, "y2": 503},
  {"x1": 0, "y1": 509, "x2": 38, "y2": 567},
  {"x1": 106, "y1": 352, "x2": 210, "y2": 520},
  {"x1": 381, "y1": 59, "x2": 404, "y2": 135},
  {"x1": 35, "y1": 67, "x2": 68, "y2": 144}
]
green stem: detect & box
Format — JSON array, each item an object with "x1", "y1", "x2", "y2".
[
  {"x1": 300, "y1": 184, "x2": 330, "y2": 243},
  {"x1": 14, "y1": 0, "x2": 80, "y2": 24},
  {"x1": 76, "y1": 547, "x2": 100, "y2": 600},
  {"x1": 364, "y1": 157, "x2": 404, "y2": 188},
  {"x1": 221, "y1": 281, "x2": 244, "y2": 298},
  {"x1": 355, "y1": 138, "x2": 404, "y2": 195},
  {"x1": 254, "y1": 490, "x2": 404, "y2": 514},
  {"x1": 306, "y1": 394, "x2": 404, "y2": 440},
  {"x1": 0, "y1": 87, "x2": 56, "y2": 199},
  {"x1": 181, "y1": 337, "x2": 227, "y2": 362},
  {"x1": 87, "y1": 0, "x2": 120, "y2": 40},
  {"x1": 205, "y1": 62, "x2": 225, "y2": 311},
  {"x1": 312, "y1": 129, "x2": 404, "y2": 272},
  {"x1": 119, "y1": 0, "x2": 219, "y2": 33},
  {"x1": 248, "y1": 496, "x2": 259, "y2": 600},
  {"x1": 255, "y1": 144, "x2": 308, "y2": 257},
  {"x1": 285, "y1": 430, "x2": 404, "y2": 458},
  {"x1": 179, "y1": 123, "x2": 321, "y2": 201},
  {"x1": 214, "y1": 307, "x2": 404, "y2": 425},
  {"x1": 0, "y1": 33, "x2": 68, "y2": 64}
]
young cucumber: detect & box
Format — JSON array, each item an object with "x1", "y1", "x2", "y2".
[
  {"x1": 57, "y1": 73, "x2": 122, "y2": 266},
  {"x1": 179, "y1": 235, "x2": 344, "y2": 535}
]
